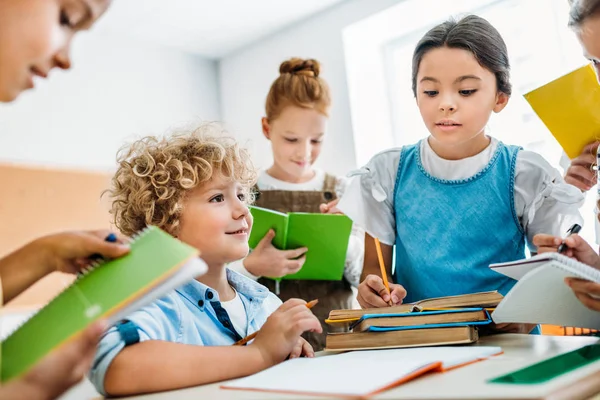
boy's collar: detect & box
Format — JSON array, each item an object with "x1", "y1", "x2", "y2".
[{"x1": 175, "y1": 268, "x2": 270, "y2": 311}]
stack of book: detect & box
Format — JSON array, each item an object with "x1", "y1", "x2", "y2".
[{"x1": 325, "y1": 291, "x2": 503, "y2": 351}]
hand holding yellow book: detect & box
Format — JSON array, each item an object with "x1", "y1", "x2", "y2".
[{"x1": 524, "y1": 64, "x2": 600, "y2": 159}]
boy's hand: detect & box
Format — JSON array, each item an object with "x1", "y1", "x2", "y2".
[
  {"x1": 251, "y1": 299, "x2": 321, "y2": 367},
  {"x1": 533, "y1": 233, "x2": 600, "y2": 269},
  {"x1": 244, "y1": 230, "x2": 307, "y2": 277},
  {"x1": 319, "y1": 199, "x2": 343, "y2": 215},
  {"x1": 564, "y1": 141, "x2": 599, "y2": 191},
  {"x1": 39, "y1": 230, "x2": 130, "y2": 275},
  {"x1": 357, "y1": 274, "x2": 407, "y2": 309},
  {"x1": 288, "y1": 337, "x2": 314, "y2": 359}
]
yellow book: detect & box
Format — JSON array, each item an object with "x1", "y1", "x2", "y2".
[{"x1": 524, "y1": 64, "x2": 600, "y2": 159}]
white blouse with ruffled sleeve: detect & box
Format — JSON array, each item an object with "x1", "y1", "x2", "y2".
[{"x1": 338, "y1": 137, "x2": 584, "y2": 252}]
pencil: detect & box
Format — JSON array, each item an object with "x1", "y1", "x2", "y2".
[
  {"x1": 233, "y1": 299, "x2": 319, "y2": 346},
  {"x1": 374, "y1": 237, "x2": 393, "y2": 306}
]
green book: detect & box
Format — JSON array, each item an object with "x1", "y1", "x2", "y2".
[
  {"x1": 1, "y1": 226, "x2": 207, "y2": 382},
  {"x1": 248, "y1": 206, "x2": 353, "y2": 281}
]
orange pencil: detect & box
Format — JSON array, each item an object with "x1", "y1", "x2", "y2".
[
  {"x1": 374, "y1": 237, "x2": 393, "y2": 306},
  {"x1": 233, "y1": 299, "x2": 319, "y2": 346}
]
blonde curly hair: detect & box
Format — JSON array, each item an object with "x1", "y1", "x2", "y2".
[{"x1": 107, "y1": 123, "x2": 257, "y2": 236}]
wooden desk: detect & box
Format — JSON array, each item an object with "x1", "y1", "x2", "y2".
[{"x1": 80, "y1": 334, "x2": 600, "y2": 400}]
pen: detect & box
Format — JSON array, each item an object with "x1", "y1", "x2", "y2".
[
  {"x1": 89, "y1": 232, "x2": 118, "y2": 261},
  {"x1": 557, "y1": 224, "x2": 582, "y2": 254},
  {"x1": 233, "y1": 299, "x2": 319, "y2": 346}
]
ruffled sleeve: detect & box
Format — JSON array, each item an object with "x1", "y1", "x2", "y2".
[
  {"x1": 514, "y1": 150, "x2": 585, "y2": 251},
  {"x1": 338, "y1": 149, "x2": 401, "y2": 246}
]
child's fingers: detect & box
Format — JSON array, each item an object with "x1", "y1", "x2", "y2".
[
  {"x1": 324, "y1": 206, "x2": 344, "y2": 215},
  {"x1": 286, "y1": 256, "x2": 306, "y2": 274},
  {"x1": 319, "y1": 203, "x2": 329, "y2": 213},
  {"x1": 89, "y1": 230, "x2": 130, "y2": 245},
  {"x1": 257, "y1": 230, "x2": 276, "y2": 249},
  {"x1": 581, "y1": 140, "x2": 600, "y2": 156},
  {"x1": 289, "y1": 339, "x2": 303, "y2": 359},
  {"x1": 566, "y1": 165, "x2": 597, "y2": 187},
  {"x1": 286, "y1": 313, "x2": 322, "y2": 336},
  {"x1": 536, "y1": 246, "x2": 560, "y2": 254},
  {"x1": 357, "y1": 286, "x2": 392, "y2": 308},
  {"x1": 532, "y1": 234, "x2": 561, "y2": 248},
  {"x1": 278, "y1": 298, "x2": 308, "y2": 312},
  {"x1": 301, "y1": 339, "x2": 315, "y2": 358},
  {"x1": 564, "y1": 175, "x2": 591, "y2": 191},
  {"x1": 573, "y1": 291, "x2": 600, "y2": 312},
  {"x1": 364, "y1": 275, "x2": 391, "y2": 303},
  {"x1": 282, "y1": 247, "x2": 308, "y2": 259},
  {"x1": 572, "y1": 148, "x2": 598, "y2": 166},
  {"x1": 82, "y1": 234, "x2": 130, "y2": 260},
  {"x1": 324, "y1": 199, "x2": 339, "y2": 208},
  {"x1": 566, "y1": 278, "x2": 600, "y2": 296},
  {"x1": 389, "y1": 284, "x2": 407, "y2": 305},
  {"x1": 564, "y1": 234, "x2": 587, "y2": 250},
  {"x1": 294, "y1": 315, "x2": 323, "y2": 334}
]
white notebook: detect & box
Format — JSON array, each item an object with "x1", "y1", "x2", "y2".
[
  {"x1": 490, "y1": 253, "x2": 600, "y2": 329},
  {"x1": 221, "y1": 346, "x2": 502, "y2": 398}
]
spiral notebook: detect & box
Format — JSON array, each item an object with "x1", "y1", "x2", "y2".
[
  {"x1": 0, "y1": 226, "x2": 207, "y2": 382},
  {"x1": 490, "y1": 253, "x2": 600, "y2": 329}
]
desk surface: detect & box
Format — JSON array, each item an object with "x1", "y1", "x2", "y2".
[{"x1": 86, "y1": 334, "x2": 600, "y2": 400}]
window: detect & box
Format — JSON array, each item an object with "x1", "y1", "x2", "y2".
[{"x1": 345, "y1": 0, "x2": 596, "y2": 245}]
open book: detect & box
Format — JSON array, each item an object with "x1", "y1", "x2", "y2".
[
  {"x1": 248, "y1": 206, "x2": 353, "y2": 280},
  {"x1": 1, "y1": 226, "x2": 206, "y2": 382},
  {"x1": 326, "y1": 291, "x2": 503, "y2": 324},
  {"x1": 524, "y1": 64, "x2": 600, "y2": 159},
  {"x1": 222, "y1": 346, "x2": 502, "y2": 398},
  {"x1": 490, "y1": 253, "x2": 600, "y2": 329}
]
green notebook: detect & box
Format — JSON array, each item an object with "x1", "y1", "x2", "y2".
[
  {"x1": 248, "y1": 206, "x2": 353, "y2": 281},
  {"x1": 1, "y1": 226, "x2": 207, "y2": 382},
  {"x1": 489, "y1": 344, "x2": 600, "y2": 384}
]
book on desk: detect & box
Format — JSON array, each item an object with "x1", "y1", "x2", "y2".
[{"x1": 324, "y1": 291, "x2": 501, "y2": 351}]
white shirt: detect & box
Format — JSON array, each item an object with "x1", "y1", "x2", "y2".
[
  {"x1": 220, "y1": 288, "x2": 248, "y2": 338},
  {"x1": 338, "y1": 137, "x2": 585, "y2": 252},
  {"x1": 228, "y1": 169, "x2": 365, "y2": 286}
]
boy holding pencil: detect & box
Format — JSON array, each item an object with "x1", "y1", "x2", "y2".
[{"x1": 88, "y1": 124, "x2": 321, "y2": 397}]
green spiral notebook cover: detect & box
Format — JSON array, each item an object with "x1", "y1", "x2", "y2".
[
  {"x1": 1, "y1": 226, "x2": 206, "y2": 382},
  {"x1": 248, "y1": 206, "x2": 353, "y2": 281},
  {"x1": 489, "y1": 344, "x2": 600, "y2": 384}
]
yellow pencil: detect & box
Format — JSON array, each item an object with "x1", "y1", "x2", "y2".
[
  {"x1": 374, "y1": 237, "x2": 393, "y2": 306},
  {"x1": 233, "y1": 299, "x2": 319, "y2": 346}
]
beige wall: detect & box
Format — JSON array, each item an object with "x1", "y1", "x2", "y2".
[{"x1": 0, "y1": 163, "x2": 113, "y2": 308}]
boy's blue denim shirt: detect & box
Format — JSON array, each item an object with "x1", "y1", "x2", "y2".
[{"x1": 88, "y1": 268, "x2": 282, "y2": 395}]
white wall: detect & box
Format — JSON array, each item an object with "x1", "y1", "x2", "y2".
[
  {"x1": 219, "y1": 0, "x2": 404, "y2": 176},
  {"x1": 344, "y1": 0, "x2": 496, "y2": 167},
  {"x1": 0, "y1": 32, "x2": 220, "y2": 172}
]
